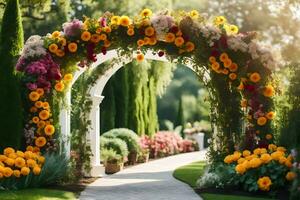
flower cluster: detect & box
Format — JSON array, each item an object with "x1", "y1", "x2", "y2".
[
  {"x1": 224, "y1": 144, "x2": 295, "y2": 192},
  {"x1": 0, "y1": 147, "x2": 44, "y2": 179}
]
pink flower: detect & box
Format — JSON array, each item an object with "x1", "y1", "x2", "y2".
[
  {"x1": 26, "y1": 83, "x2": 37, "y2": 90},
  {"x1": 63, "y1": 19, "x2": 83, "y2": 37}
]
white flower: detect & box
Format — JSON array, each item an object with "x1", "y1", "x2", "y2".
[
  {"x1": 151, "y1": 14, "x2": 175, "y2": 40},
  {"x1": 21, "y1": 35, "x2": 47, "y2": 59}
]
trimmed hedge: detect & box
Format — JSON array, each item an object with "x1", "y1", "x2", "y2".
[{"x1": 100, "y1": 136, "x2": 129, "y2": 159}]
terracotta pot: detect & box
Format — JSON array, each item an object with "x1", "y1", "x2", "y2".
[
  {"x1": 105, "y1": 162, "x2": 124, "y2": 174},
  {"x1": 127, "y1": 152, "x2": 138, "y2": 165}
]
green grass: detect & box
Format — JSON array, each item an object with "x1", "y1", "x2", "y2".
[
  {"x1": 0, "y1": 188, "x2": 77, "y2": 200},
  {"x1": 173, "y1": 161, "x2": 272, "y2": 200}
]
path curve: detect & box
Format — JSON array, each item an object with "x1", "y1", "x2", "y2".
[{"x1": 80, "y1": 151, "x2": 206, "y2": 200}]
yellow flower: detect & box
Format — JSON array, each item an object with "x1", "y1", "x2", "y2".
[
  {"x1": 33, "y1": 166, "x2": 41, "y2": 175},
  {"x1": 253, "y1": 148, "x2": 261, "y2": 155},
  {"x1": 81, "y1": 31, "x2": 91, "y2": 41},
  {"x1": 44, "y1": 124, "x2": 55, "y2": 136},
  {"x1": 16, "y1": 151, "x2": 25, "y2": 158},
  {"x1": 29, "y1": 91, "x2": 40, "y2": 102},
  {"x1": 127, "y1": 28, "x2": 135, "y2": 36},
  {"x1": 55, "y1": 81, "x2": 65, "y2": 92},
  {"x1": 137, "y1": 39, "x2": 145, "y2": 47},
  {"x1": 277, "y1": 147, "x2": 286, "y2": 152},
  {"x1": 35, "y1": 137, "x2": 47, "y2": 148},
  {"x1": 38, "y1": 156, "x2": 45, "y2": 164},
  {"x1": 257, "y1": 116, "x2": 267, "y2": 126},
  {"x1": 104, "y1": 40, "x2": 111, "y2": 48},
  {"x1": 250, "y1": 72, "x2": 261, "y2": 83},
  {"x1": 5, "y1": 158, "x2": 15, "y2": 166},
  {"x1": 285, "y1": 160, "x2": 293, "y2": 168},
  {"x1": 35, "y1": 101, "x2": 43, "y2": 108},
  {"x1": 271, "y1": 151, "x2": 284, "y2": 161},
  {"x1": 229, "y1": 73, "x2": 237, "y2": 80},
  {"x1": 227, "y1": 25, "x2": 239, "y2": 34},
  {"x1": 32, "y1": 116, "x2": 40, "y2": 124},
  {"x1": 51, "y1": 31, "x2": 60, "y2": 38},
  {"x1": 103, "y1": 26, "x2": 111, "y2": 33},
  {"x1": 21, "y1": 167, "x2": 30, "y2": 176},
  {"x1": 174, "y1": 37, "x2": 185, "y2": 47},
  {"x1": 237, "y1": 82, "x2": 244, "y2": 90},
  {"x1": 15, "y1": 157, "x2": 26, "y2": 168},
  {"x1": 232, "y1": 152, "x2": 241, "y2": 161},
  {"x1": 120, "y1": 16, "x2": 131, "y2": 26},
  {"x1": 145, "y1": 26, "x2": 155, "y2": 36},
  {"x1": 110, "y1": 16, "x2": 120, "y2": 25},
  {"x1": 249, "y1": 157, "x2": 262, "y2": 168},
  {"x1": 242, "y1": 150, "x2": 251, "y2": 157},
  {"x1": 265, "y1": 134, "x2": 273, "y2": 140},
  {"x1": 68, "y1": 42, "x2": 78, "y2": 53},
  {"x1": 140, "y1": 9, "x2": 152, "y2": 17},
  {"x1": 263, "y1": 85, "x2": 274, "y2": 97},
  {"x1": 242, "y1": 160, "x2": 250, "y2": 169},
  {"x1": 224, "y1": 155, "x2": 233, "y2": 164},
  {"x1": 26, "y1": 159, "x2": 37, "y2": 168},
  {"x1": 214, "y1": 16, "x2": 227, "y2": 25},
  {"x1": 165, "y1": 33, "x2": 176, "y2": 43},
  {"x1": 136, "y1": 54, "x2": 144, "y2": 62},
  {"x1": 36, "y1": 88, "x2": 44, "y2": 96},
  {"x1": 222, "y1": 69, "x2": 229, "y2": 75},
  {"x1": 3, "y1": 167, "x2": 13, "y2": 178},
  {"x1": 286, "y1": 171, "x2": 297, "y2": 181},
  {"x1": 185, "y1": 42, "x2": 195, "y2": 52},
  {"x1": 235, "y1": 164, "x2": 246, "y2": 174},
  {"x1": 268, "y1": 144, "x2": 277, "y2": 151},
  {"x1": 189, "y1": 10, "x2": 199, "y2": 18},
  {"x1": 257, "y1": 176, "x2": 272, "y2": 191},
  {"x1": 39, "y1": 110, "x2": 50, "y2": 120},
  {"x1": 237, "y1": 157, "x2": 246, "y2": 164},
  {"x1": 59, "y1": 37, "x2": 67, "y2": 46},
  {"x1": 260, "y1": 153, "x2": 272, "y2": 164},
  {"x1": 4, "y1": 147, "x2": 15, "y2": 156},
  {"x1": 64, "y1": 73, "x2": 73, "y2": 82},
  {"x1": 266, "y1": 111, "x2": 275, "y2": 120},
  {"x1": 13, "y1": 170, "x2": 21, "y2": 178},
  {"x1": 26, "y1": 146, "x2": 34, "y2": 152},
  {"x1": 149, "y1": 37, "x2": 157, "y2": 45},
  {"x1": 48, "y1": 44, "x2": 58, "y2": 53}
]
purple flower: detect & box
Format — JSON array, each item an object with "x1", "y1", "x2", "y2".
[
  {"x1": 63, "y1": 19, "x2": 83, "y2": 37},
  {"x1": 26, "y1": 82, "x2": 37, "y2": 90},
  {"x1": 16, "y1": 57, "x2": 26, "y2": 71}
]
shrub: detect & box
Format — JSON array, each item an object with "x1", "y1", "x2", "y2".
[
  {"x1": 222, "y1": 145, "x2": 294, "y2": 193},
  {"x1": 101, "y1": 149, "x2": 122, "y2": 164},
  {"x1": 0, "y1": 153, "x2": 68, "y2": 190},
  {"x1": 102, "y1": 128, "x2": 140, "y2": 153},
  {"x1": 100, "y1": 136, "x2": 129, "y2": 159}
]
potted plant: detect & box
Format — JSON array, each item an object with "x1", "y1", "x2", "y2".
[
  {"x1": 101, "y1": 149, "x2": 124, "y2": 174},
  {"x1": 137, "y1": 149, "x2": 150, "y2": 163}
]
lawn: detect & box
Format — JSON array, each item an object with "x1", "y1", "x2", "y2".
[
  {"x1": 173, "y1": 161, "x2": 273, "y2": 200},
  {"x1": 0, "y1": 188, "x2": 77, "y2": 200}
]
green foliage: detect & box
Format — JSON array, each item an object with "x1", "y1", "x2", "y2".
[
  {"x1": 100, "y1": 136, "x2": 129, "y2": 159},
  {"x1": 100, "y1": 148, "x2": 122, "y2": 164},
  {"x1": 0, "y1": 0, "x2": 23, "y2": 151},
  {"x1": 102, "y1": 128, "x2": 140, "y2": 153},
  {"x1": 175, "y1": 96, "x2": 185, "y2": 137},
  {"x1": 0, "y1": 153, "x2": 68, "y2": 190}
]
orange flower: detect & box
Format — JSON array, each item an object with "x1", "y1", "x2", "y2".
[
  {"x1": 3, "y1": 167, "x2": 13, "y2": 177},
  {"x1": 99, "y1": 33, "x2": 107, "y2": 41},
  {"x1": 48, "y1": 44, "x2": 58, "y2": 53},
  {"x1": 4, "y1": 147, "x2": 15, "y2": 156},
  {"x1": 68, "y1": 43, "x2": 77, "y2": 53},
  {"x1": 33, "y1": 166, "x2": 41, "y2": 175},
  {"x1": 13, "y1": 170, "x2": 21, "y2": 178},
  {"x1": 209, "y1": 56, "x2": 216, "y2": 63},
  {"x1": 263, "y1": 85, "x2": 274, "y2": 97},
  {"x1": 223, "y1": 59, "x2": 232, "y2": 68},
  {"x1": 222, "y1": 69, "x2": 229, "y2": 75},
  {"x1": 44, "y1": 124, "x2": 55, "y2": 136},
  {"x1": 30, "y1": 106, "x2": 38, "y2": 113},
  {"x1": 32, "y1": 117, "x2": 40, "y2": 124},
  {"x1": 120, "y1": 16, "x2": 131, "y2": 26},
  {"x1": 55, "y1": 49, "x2": 65, "y2": 57},
  {"x1": 35, "y1": 101, "x2": 43, "y2": 108},
  {"x1": 266, "y1": 111, "x2": 275, "y2": 120},
  {"x1": 39, "y1": 110, "x2": 50, "y2": 120},
  {"x1": 127, "y1": 28, "x2": 135, "y2": 36},
  {"x1": 149, "y1": 37, "x2": 157, "y2": 45},
  {"x1": 51, "y1": 31, "x2": 60, "y2": 38},
  {"x1": 26, "y1": 159, "x2": 37, "y2": 168},
  {"x1": 137, "y1": 39, "x2": 145, "y2": 46},
  {"x1": 144, "y1": 37, "x2": 150, "y2": 45},
  {"x1": 237, "y1": 82, "x2": 244, "y2": 90},
  {"x1": 229, "y1": 63, "x2": 238, "y2": 72},
  {"x1": 55, "y1": 82, "x2": 65, "y2": 92},
  {"x1": 81, "y1": 31, "x2": 91, "y2": 41},
  {"x1": 174, "y1": 37, "x2": 184, "y2": 47},
  {"x1": 165, "y1": 33, "x2": 175, "y2": 43},
  {"x1": 21, "y1": 167, "x2": 30, "y2": 176},
  {"x1": 286, "y1": 172, "x2": 297, "y2": 181},
  {"x1": 240, "y1": 99, "x2": 247, "y2": 107},
  {"x1": 29, "y1": 91, "x2": 40, "y2": 102},
  {"x1": 229, "y1": 73, "x2": 237, "y2": 80},
  {"x1": 257, "y1": 116, "x2": 267, "y2": 126},
  {"x1": 185, "y1": 41, "x2": 195, "y2": 52},
  {"x1": 36, "y1": 88, "x2": 44, "y2": 96},
  {"x1": 37, "y1": 120, "x2": 46, "y2": 128},
  {"x1": 265, "y1": 134, "x2": 273, "y2": 140},
  {"x1": 250, "y1": 72, "x2": 261, "y2": 83},
  {"x1": 42, "y1": 102, "x2": 50, "y2": 109},
  {"x1": 145, "y1": 26, "x2": 155, "y2": 36},
  {"x1": 59, "y1": 37, "x2": 67, "y2": 46},
  {"x1": 219, "y1": 53, "x2": 228, "y2": 62},
  {"x1": 211, "y1": 62, "x2": 220, "y2": 71},
  {"x1": 26, "y1": 146, "x2": 34, "y2": 152},
  {"x1": 257, "y1": 176, "x2": 272, "y2": 191},
  {"x1": 103, "y1": 26, "x2": 111, "y2": 33},
  {"x1": 104, "y1": 40, "x2": 111, "y2": 47},
  {"x1": 91, "y1": 34, "x2": 101, "y2": 43},
  {"x1": 136, "y1": 54, "x2": 144, "y2": 62},
  {"x1": 35, "y1": 137, "x2": 47, "y2": 148}
]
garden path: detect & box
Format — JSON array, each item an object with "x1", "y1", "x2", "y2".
[{"x1": 80, "y1": 150, "x2": 206, "y2": 200}]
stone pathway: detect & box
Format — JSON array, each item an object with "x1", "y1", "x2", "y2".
[{"x1": 80, "y1": 150, "x2": 206, "y2": 200}]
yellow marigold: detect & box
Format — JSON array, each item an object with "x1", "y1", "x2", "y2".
[
  {"x1": 120, "y1": 16, "x2": 131, "y2": 26},
  {"x1": 265, "y1": 134, "x2": 273, "y2": 140},
  {"x1": 229, "y1": 63, "x2": 238, "y2": 72},
  {"x1": 137, "y1": 39, "x2": 145, "y2": 47},
  {"x1": 235, "y1": 164, "x2": 246, "y2": 174},
  {"x1": 64, "y1": 73, "x2": 73, "y2": 82},
  {"x1": 48, "y1": 43, "x2": 58, "y2": 53},
  {"x1": 224, "y1": 155, "x2": 233, "y2": 164},
  {"x1": 242, "y1": 150, "x2": 251, "y2": 157},
  {"x1": 111, "y1": 16, "x2": 120, "y2": 25},
  {"x1": 165, "y1": 32, "x2": 175, "y2": 43},
  {"x1": 140, "y1": 8, "x2": 152, "y2": 17},
  {"x1": 286, "y1": 171, "x2": 297, "y2": 181},
  {"x1": 260, "y1": 148, "x2": 267, "y2": 154},
  {"x1": 209, "y1": 56, "x2": 216, "y2": 63},
  {"x1": 55, "y1": 81, "x2": 65, "y2": 92},
  {"x1": 144, "y1": 37, "x2": 150, "y2": 45},
  {"x1": 59, "y1": 37, "x2": 67, "y2": 46},
  {"x1": 103, "y1": 26, "x2": 111, "y2": 33},
  {"x1": 13, "y1": 170, "x2": 21, "y2": 178},
  {"x1": 32, "y1": 116, "x2": 40, "y2": 124},
  {"x1": 253, "y1": 148, "x2": 261, "y2": 155},
  {"x1": 232, "y1": 152, "x2": 242, "y2": 161},
  {"x1": 16, "y1": 151, "x2": 24, "y2": 158},
  {"x1": 44, "y1": 124, "x2": 55, "y2": 136},
  {"x1": 104, "y1": 40, "x2": 111, "y2": 47},
  {"x1": 279, "y1": 156, "x2": 287, "y2": 164},
  {"x1": 3, "y1": 167, "x2": 13, "y2": 178},
  {"x1": 249, "y1": 157, "x2": 262, "y2": 168},
  {"x1": 260, "y1": 153, "x2": 272, "y2": 164},
  {"x1": 189, "y1": 10, "x2": 199, "y2": 18},
  {"x1": 222, "y1": 69, "x2": 229, "y2": 75},
  {"x1": 33, "y1": 166, "x2": 41, "y2": 175},
  {"x1": 90, "y1": 34, "x2": 101, "y2": 43},
  {"x1": 38, "y1": 156, "x2": 45, "y2": 164},
  {"x1": 51, "y1": 31, "x2": 60, "y2": 38},
  {"x1": 271, "y1": 151, "x2": 284, "y2": 161},
  {"x1": 15, "y1": 157, "x2": 26, "y2": 168},
  {"x1": 229, "y1": 73, "x2": 237, "y2": 80},
  {"x1": 263, "y1": 85, "x2": 274, "y2": 97},
  {"x1": 277, "y1": 147, "x2": 286, "y2": 152},
  {"x1": 26, "y1": 146, "x2": 34, "y2": 152},
  {"x1": 227, "y1": 24, "x2": 239, "y2": 34},
  {"x1": 21, "y1": 167, "x2": 30, "y2": 176},
  {"x1": 0, "y1": 155, "x2": 6, "y2": 162},
  {"x1": 145, "y1": 26, "x2": 155, "y2": 36},
  {"x1": 4, "y1": 147, "x2": 15, "y2": 156},
  {"x1": 211, "y1": 62, "x2": 220, "y2": 71},
  {"x1": 8, "y1": 153, "x2": 17, "y2": 159},
  {"x1": 266, "y1": 111, "x2": 275, "y2": 120},
  {"x1": 127, "y1": 28, "x2": 135, "y2": 36},
  {"x1": 29, "y1": 91, "x2": 40, "y2": 102},
  {"x1": 268, "y1": 144, "x2": 277, "y2": 151},
  {"x1": 35, "y1": 137, "x2": 47, "y2": 148},
  {"x1": 174, "y1": 37, "x2": 184, "y2": 47},
  {"x1": 26, "y1": 159, "x2": 37, "y2": 168},
  {"x1": 81, "y1": 31, "x2": 91, "y2": 41},
  {"x1": 242, "y1": 160, "x2": 250, "y2": 169},
  {"x1": 99, "y1": 33, "x2": 107, "y2": 41},
  {"x1": 33, "y1": 147, "x2": 40, "y2": 153},
  {"x1": 68, "y1": 42, "x2": 78, "y2": 53},
  {"x1": 36, "y1": 88, "x2": 44, "y2": 96},
  {"x1": 185, "y1": 41, "x2": 195, "y2": 52},
  {"x1": 237, "y1": 157, "x2": 246, "y2": 164},
  {"x1": 35, "y1": 101, "x2": 43, "y2": 108},
  {"x1": 219, "y1": 53, "x2": 228, "y2": 62},
  {"x1": 24, "y1": 151, "x2": 33, "y2": 159},
  {"x1": 257, "y1": 116, "x2": 267, "y2": 126},
  {"x1": 257, "y1": 176, "x2": 272, "y2": 191},
  {"x1": 39, "y1": 110, "x2": 50, "y2": 120},
  {"x1": 285, "y1": 160, "x2": 292, "y2": 168},
  {"x1": 136, "y1": 54, "x2": 144, "y2": 62},
  {"x1": 250, "y1": 72, "x2": 261, "y2": 83},
  {"x1": 5, "y1": 158, "x2": 15, "y2": 166},
  {"x1": 55, "y1": 49, "x2": 65, "y2": 57},
  {"x1": 214, "y1": 16, "x2": 227, "y2": 26},
  {"x1": 149, "y1": 37, "x2": 157, "y2": 45},
  {"x1": 223, "y1": 59, "x2": 232, "y2": 68}
]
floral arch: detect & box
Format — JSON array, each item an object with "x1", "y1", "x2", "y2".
[{"x1": 0, "y1": 9, "x2": 276, "y2": 177}]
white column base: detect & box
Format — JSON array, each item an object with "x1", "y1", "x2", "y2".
[{"x1": 85, "y1": 164, "x2": 106, "y2": 177}]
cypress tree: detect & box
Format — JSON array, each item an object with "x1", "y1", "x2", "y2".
[
  {"x1": 0, "y1": 0, "x2": 24, "y2": 151},
  {"x1": 175, "y1": 96, "x2": 185, "y2": 137},
  {"x1": 147, "y1": 76, "x2": 159, "y2": 137}
]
